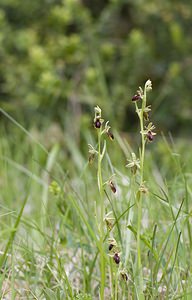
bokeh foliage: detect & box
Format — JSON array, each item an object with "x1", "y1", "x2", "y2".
[{"x1": 0, "y1": 0, "x2": 192, "y2": 135}]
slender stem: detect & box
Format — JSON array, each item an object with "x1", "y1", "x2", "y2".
[
  {"x1": 109, "y1": 260, "x2": 114, "y2": 300},
  {"x1": 98, "y1": 130, "x2": 104, "y2": 235},
  {"x1": 97, "y1": 129, "x2": 106, "y2": 300},
  {"x1": 135, "y1": 88, "x2": 147, "y2": 298},
  {"x1": 140, "y1": 119, "x2": 145, "y2": 183},
  {"x1": 114, "y1": 267, "x2": 118, "y2": 300},
  {"x1": 140, "y1": 87, "x2": 147, "y2": 181}
]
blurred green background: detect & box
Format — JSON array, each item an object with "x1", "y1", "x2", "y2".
[{"x1": 0, "y1": 0, "x2": 192, "y2": 138}]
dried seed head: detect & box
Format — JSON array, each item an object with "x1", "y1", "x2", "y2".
[{"x1": 113, "y1": 253, "x2": 120, "y2": 265}]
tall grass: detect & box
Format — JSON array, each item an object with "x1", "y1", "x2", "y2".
[{"x1": 0, "y1": 89, "x2": 192, "y2": 299}]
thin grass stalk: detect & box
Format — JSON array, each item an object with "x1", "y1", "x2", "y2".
[{"x1": 0, "y1": 195, "x2": 29, "y2": 269}]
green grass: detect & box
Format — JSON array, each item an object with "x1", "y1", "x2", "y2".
[{"x1": 0, "y1": 106, "x2": 192, "y2": 300}]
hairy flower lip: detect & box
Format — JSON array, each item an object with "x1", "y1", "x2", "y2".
[
  {"x1": 94, "y1": 118, "x2": 102, "y2": 128},
  {"x1": 113, "y1": 253, "x2": 120, "y2": 264},
  {"x1": 141, "y1": 122, "x2": 156, "y2": 142},
  {"x1": 132, "y1": 94, "x2": 142, "y2": 101},
  {"x1": 147, "y1": 130, "x2": 154, "y2": 141}
]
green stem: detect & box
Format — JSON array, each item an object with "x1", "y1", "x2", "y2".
[
  {"x1": 114, "y1": 267, "x2": 118, "y2": 300},
  {"x1": 140, "y1": 119, "x2": 145, "y2": 183},
  {"x1": 97, "y1": 129, "x2": 106, "y2": 300},
  {"x1": 109, "y1": 260, "x2": 114, "y2": 300},
  {"x1": 135, "y1": 88, "x2": 147, "y2": 298}
]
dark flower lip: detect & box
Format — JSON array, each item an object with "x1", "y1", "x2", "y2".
[
  {"x1": 132, "y1": 94, "x2": 142, "y2": 101},
  {"x1": 113, "y1": 253, "x2": 120, "y2": 264},
  {"x1": 94, "y1": 118, "x2": 102, "y2": 128},
  {"x1": 109, "y1": 180, "x2": 116, "y2": 193},
  {"x1": 147, "y1": 130, "x2": 154, "y2": 141},
  {"x1": 109, "y1": 244, "x2": 114, "y2": 251}
]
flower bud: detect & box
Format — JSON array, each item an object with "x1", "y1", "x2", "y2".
[{"x1": 145, "y1": 79, "x2": 152, "y2": 91}]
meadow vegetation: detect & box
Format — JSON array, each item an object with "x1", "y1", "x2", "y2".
[
  {"x1": 0, "y1": 0, "x2": 192, "y2": 299},
  {"x1": 1, "y1": 80, "x2": 192, "y2": 299}
]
